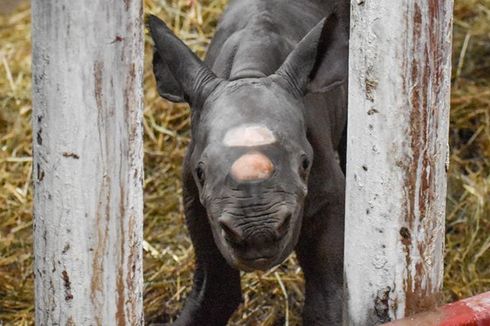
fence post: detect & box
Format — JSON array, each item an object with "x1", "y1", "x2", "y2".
[
  {"x1": 344, "y1": 1, "x2": 453, "y2": 325},
  {"x1": 31, "y1": 1, "x2": 144, "y2": 324}
]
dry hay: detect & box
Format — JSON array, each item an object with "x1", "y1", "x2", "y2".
[
  {"x1": 0, "y1": 0, "x2": 489, "y2": 325},
  {"x1": 445, "y1": 0, "x2": 490, "y2": 301}
]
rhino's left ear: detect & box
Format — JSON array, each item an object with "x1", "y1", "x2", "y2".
[
  {"x1": 147, "y1": 15, "x2": 220, "y2": 106},
  {"x1": 275, "y1": 14, "x2": 348, "y2": 96}
]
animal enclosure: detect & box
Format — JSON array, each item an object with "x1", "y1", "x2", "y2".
[{"x1": 0, "y1": 0, "x2": 489, "y2": 325}]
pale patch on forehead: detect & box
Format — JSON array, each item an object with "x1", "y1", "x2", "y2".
[
  {"x1": 223, "y1": 124, "x2": 276, "y2": 147},
  {"x1": 230, "y1": 151, "x2": 274, "y2": 181}
]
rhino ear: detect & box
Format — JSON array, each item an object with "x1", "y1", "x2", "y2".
[
  {"x1": 152, "y1": 50, "x2": 185, "y2": 102},
  {"x1": 276, "y1": 14, "x2": 348, "y2": 96},
  {"x1": 147, "y1": 15, "x2": 219, "y2": 105}
]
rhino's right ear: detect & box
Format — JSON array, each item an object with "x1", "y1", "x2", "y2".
[{"x1": 147, "y1": 15, "x2": 219, "y2": 105}]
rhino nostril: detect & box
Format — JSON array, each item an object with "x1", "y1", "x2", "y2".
[
  {"x1": 219, "y1": 216, "x2": 244, "y2": 245},
  {"x1": 275, "y1": 211, "x2": 292, "y2": 238}
]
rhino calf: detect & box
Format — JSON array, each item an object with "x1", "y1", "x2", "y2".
[{"x1": 148, "y1": 0, "x2": 349, "y2": 324}]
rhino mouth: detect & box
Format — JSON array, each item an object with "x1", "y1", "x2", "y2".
[
  {"x1": 235, "y1": 255, "x2": 278, "y2": 271},
  {"x1": 207, "y1": 192, "x2": 305, "y2": 271},
  {"x1": 227, "y1": 245, "x2": 285, "y2": 272},
  {"x1": 212, "y1": 206, "x2": 302, "y2": 272},
  {"x1": 227, "y1": 237, "x2": 284, "y2": 270}
]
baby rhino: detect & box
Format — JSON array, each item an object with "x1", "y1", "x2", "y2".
[{"x1": 148, "y1": 0, "x2": 349, "y2": 324}]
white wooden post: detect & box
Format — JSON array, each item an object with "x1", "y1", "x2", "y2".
[
  {"x1": 344, "y1": 0, "x2": 453, "y2": 325},
  {"x1": 32, "y1": 1, "x2": 144, "y2": 324}
]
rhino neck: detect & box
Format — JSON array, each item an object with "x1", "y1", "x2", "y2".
[
  {"x1": 211, "y1": 27, "x2": 293, "y2": 81},
  {"x1": 230, "y1": 29, "x2": 293, "y2": 80}
]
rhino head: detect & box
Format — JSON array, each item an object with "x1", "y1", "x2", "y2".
[{"x1": 148, "y1": 14, "x2": 347, "y2": 271}]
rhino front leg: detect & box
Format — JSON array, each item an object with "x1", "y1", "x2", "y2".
[
  {"x1": 171, "y1": 194, "x2": 242, "y2": 326},
  {"x1": 296, "y1": 194, "x2": 345, "y2": 325}
]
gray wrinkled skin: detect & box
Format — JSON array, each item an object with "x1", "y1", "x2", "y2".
[{"x1": 148, "y1": 1, "x2": 349, "y2": 324}]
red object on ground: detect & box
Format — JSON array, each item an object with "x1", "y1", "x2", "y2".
[{"x1": 384, "y1": 291, "x2": 490, "y2": 326}]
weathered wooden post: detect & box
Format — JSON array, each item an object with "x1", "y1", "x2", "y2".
[
  {"x1": 344, "y1": 0, "x2": 453, "y2": 325},
  {"x1": 32, "y1": 1, "x2": 144, "y2": 324}
]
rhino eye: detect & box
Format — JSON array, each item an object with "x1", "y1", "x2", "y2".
[
  {"x1": 301, "y1": 155, "x2": 310, "y2": 171},
  {"x1": 195, "y1": 163, "x2": 205, "y2": 185}
]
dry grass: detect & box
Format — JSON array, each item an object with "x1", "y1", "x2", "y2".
[
  {"x1": 444, "y1": 0, "x2": 490, "y2": 302},
  {"x1": 0, "y1": 0, "x2": 489, "y2": 325}
]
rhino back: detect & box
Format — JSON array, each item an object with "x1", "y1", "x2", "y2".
[{"x1": 205, "y1": 0, "x2": 348, "y2": 80}]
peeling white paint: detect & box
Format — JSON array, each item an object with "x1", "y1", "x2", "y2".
[
  {"x1": 32, "y1": 1, "x2": 144, "y2": 325},
  {"x1": 344, "y1": 0, "x2": 453, "y2": 324}
]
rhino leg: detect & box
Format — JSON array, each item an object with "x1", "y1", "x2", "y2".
[
  {"x1": 170, "y1": 189, "x2": 242, "y2": 325},
  {"x1": 296, "y1": 191, "x2": 345, "y2": 325}
]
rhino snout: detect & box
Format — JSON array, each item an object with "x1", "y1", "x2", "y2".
[{"x1": 218, "y1": 206, "x2": 292, "y2": 259}]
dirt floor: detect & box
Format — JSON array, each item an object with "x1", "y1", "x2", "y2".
[{"x1": 0, "y1": 0, "x2": 489, "y2": 325}]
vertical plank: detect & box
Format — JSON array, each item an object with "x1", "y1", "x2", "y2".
[
  {"x1": 31, "y1": 1, "x2": 144, "y2": 324},
  {"x1": 344, "y1": 0, "x2": 453, "y2": 324}
]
